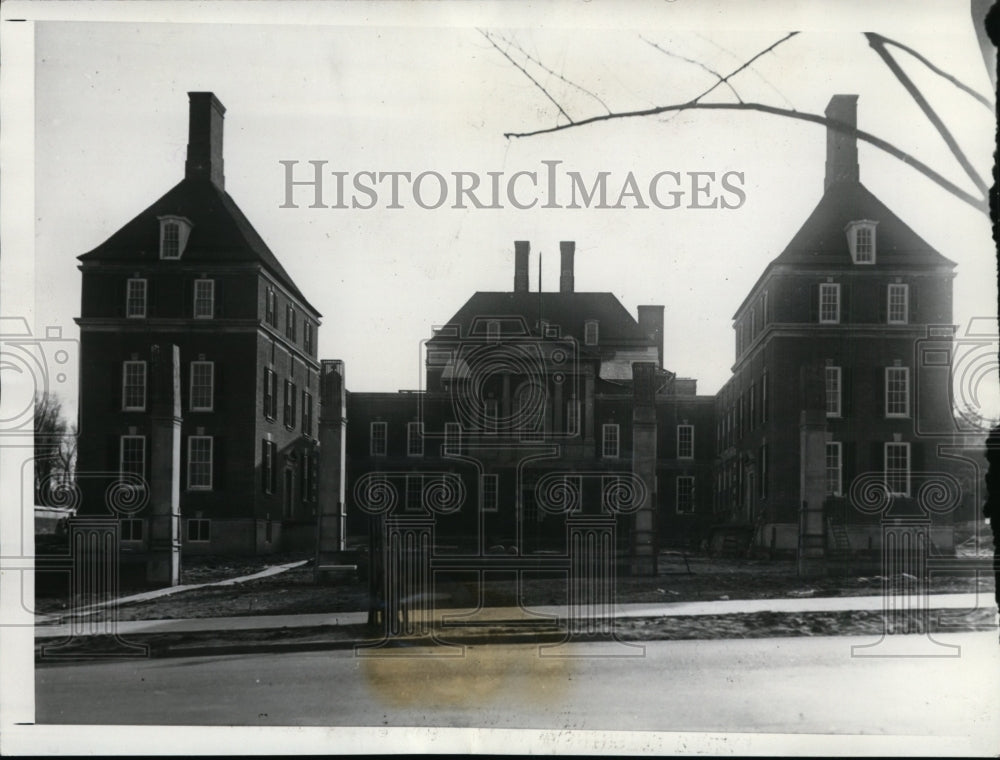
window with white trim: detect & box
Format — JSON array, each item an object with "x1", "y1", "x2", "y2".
[
  {"x1": 885, "y1": 442, "x2": 910, "y2": 496},
  {"x1": 405, "y1": 475, "x2": 423, "y2": 511},
  {"x1": 121, "y1": 518, "x2": 144, "y2": 542},
  {"x1": 263, "y1": 367, "x2": 277, "y2": 420},
  {"x1": 187, "y1": 519, "x2": 210, "y2": 542},
  {"x1": 761, "y1": 373, "x2": 769, "y2": 423},
  {"x1": 187, "y1": 436, "x2": 213, "y2": 490},
  {"x1": 825, "y1": 441, "x2": 842, "y2": 496},
  {"x1": 819, "y1": 283, "x2": 840, "y2": 324},
  {"x1": 370, "y1": 421, "x2": 387, "y2": 456},
  {"x1": 265, "y1": 288, "x2": 276, "y2": 326},
  {"x1": 190, "y1": 361, "x2": 214, "y2": 411},
  {"x1": 825, "y1": 366, "x2": 842, "y2": 418},
  {"x1": 119, "y1": 435, "x2": 145, "y2": 483},
  {"x1": 846, "y1": 220, "x2": 877, "y2": 264},
  {"x1": 122, "y1": 361, "x2": 147, "y2": 411},
  {"x1": 302, "y1": 391, "x2": 313, "y2": 437},
  {"x1": 584, "y1": 320, "x2": 599, "y2": 346},
  {"x1": 676, "y1": 476, "x2": 695, "y2": 514},
  {"x1": 887, "y1": 284, "x2": 909, "y2": 324},
  {"x1": 602, "y1": 423, "x2": 619, "y2": 458},
  {"x1": 482, "y1": 474, "x2": 498, "y2": 512},
  {"x1": 126, "y1": 278, "x2": 147, "y2": 318},
  {"x1": 885, "y1": 367, "x2": 910, "y2": 417},
  {"x1": 193, "y1": 279, "x2": 215, "y2": 319},
  {"x1": 283, "y1": 379, "x2": 297, "y2": 429},
  {"x1": 407, "y1": 421, "x2": 423, "y2": 456},
  {"x1": 262, "y1": 439, "x2": 276, "y2": 494},
  {"x1": 303, "y1": 321, "x2": 313, "y2": 353},
  {"x1": 285, "y1": 305, "x2": 297, "y2": 341},
  {"x1": 677, "y1": 424, "x2": 694, "y2": 459}
]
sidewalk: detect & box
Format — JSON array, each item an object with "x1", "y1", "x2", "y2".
[{"x1": 34, "y1": 592, "x2": 996, "y2": 640}]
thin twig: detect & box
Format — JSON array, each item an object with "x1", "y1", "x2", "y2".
[
  {"x1": 640, "y1": 35, "x2": 742, "y2": 103},
  {"x1": 479, "y1": 29, "x2": 573, "y2": 125}
]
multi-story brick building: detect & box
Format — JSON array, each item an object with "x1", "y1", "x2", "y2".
[{"x1": 76, "y1": 93, "x2": 322, "y2": 562}]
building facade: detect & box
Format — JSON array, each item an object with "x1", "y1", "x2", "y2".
[{"x1": 76, "y1": 93, "x2": 322, "y2": 561}]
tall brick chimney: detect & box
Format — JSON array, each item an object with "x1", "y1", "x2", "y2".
[
  {"x1": 186, "y1": 92, "x2": 226, "y2": 189},
  {"x1": 824, "y1": 94, "x2": 859, "y2": 191},
  {"x1": 637, "y1": 305, "x2": 664, "y2": 368},
  {"x1": 559, "y1": 241, "x2": 575, "y2": 293},
  {"x1": 514, "y1": 240, "x2": 530, "y2": 293}
]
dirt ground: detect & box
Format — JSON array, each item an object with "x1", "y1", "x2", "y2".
[{"x1": 35, "y1": 549, "x2": 997, "y2": 623}]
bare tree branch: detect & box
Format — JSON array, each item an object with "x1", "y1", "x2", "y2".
[
  {"x1": 503, "y1": 101, "x2": 988, "y2": 216},
  {"x1": 640, "y1": 35, "x2": 743, "y2": 103},
  {"x1": 683, "y1": 32, "x2": 799, "y2": 108},
  {"x1": 694, "y1": 32, "x2": 796, "y2": 108},
  {"x1": 502, "y1": 33, "x2": 613, "y2": 115},
  {"x1": 479, "y1": 29, "x2": 573, "y2": 126}
]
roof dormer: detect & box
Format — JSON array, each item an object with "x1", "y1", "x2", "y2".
[
  {"x1": 158, "y1": 215, "x2": 192, "y2": 260},
  {"x1": 845, "y1": 219, "x2": 877, "y2": 264}
]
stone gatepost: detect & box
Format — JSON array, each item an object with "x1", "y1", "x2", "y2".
[
  {"x1": 630, "y1": 362, "x2": 658, "y2": 576},
  {"x1": 146, "y1": 344, "x2": 181, "y2": 587},
  {"x1": 316, "y1": 360, "x2": 347, "y2": 575}
]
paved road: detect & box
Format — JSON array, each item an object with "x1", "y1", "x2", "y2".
[{"x1": 36, "y1": 633, "x2": 998, "y2": 748}]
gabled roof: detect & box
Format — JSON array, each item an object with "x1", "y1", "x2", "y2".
[
  {"x1": 77, "y1": 177, "x2": 319, "y2": 316},
  {"x1": 428, "y1": 291, "x2": 647, "y2": 345}
]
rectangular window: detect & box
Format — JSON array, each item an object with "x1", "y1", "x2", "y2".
[
  {"x1": 303, "y1": 321, "x2": 313, "y2": 353},
  {"x1": 762, "y1": 291, "x2": 769, "y2": 325},
  {"x1": 749, "y1": 383, "x2": 756, "y2": 429},
  {"x1": 126, "y1": 278, "x2": 147, "y2": 318},
  {"x1": 263, "y1": 368, "x2": 277, "y2": 420},
  {"x1": 262, "y1": 439, "x2": 276, "y2": 494},
  {"x1": 302, "y1": 391, "x2": 313, "y2": 437},
  {"x1": 887, "y1": 284, "x2": 909, "y2": 324},
  {"x1": 826, "y1": 441, "x2": 842, "y2": 496},
  {"x1": 283, "y1": 380, "x2": 297, "y2": 429},
  {"x1": 885, "y1": 367, "x2": 910, "y2": 417},
  {"x1": 602, "y1": 423, "x2": 619, "y2": 458},
  {"x1": 759, "y1": 443, "x2": 768, "y2": 499},
  {"x1": 122, "y1": 361, "x2": 147, "y2": 411},
  {"x1": 825, "y1": 366, "x2": 842, "y2": 418},
  {"x1": 370, "y1": 421, "x2": 387, "y2": 456},
  {"x1": 487, "y1": 320, "x2": 500, "y2": 341},
  {"x1": 266, "y1": 288, "x2": 276, "y2": 325},
  {"x1": 120, "y1": 518, "x2": 144, "y2": 542},
  {"x1": 761, "y1": 373, "x2": 769, "y2": 423},
  {"x1": 584, "y1": 320, "x2": 599, "y2": 346},
  {"x1": 885, "y1": 442, "x2": 911, "y2": 496},
  {"x1": 750, "y1": 309, "x2": 757, "y2": 339},
  {"x1": 566, "y1": 400, "x2": 579, "y2": 435},
  {"x1": 445, "y1": 422, "x2": 461, "y2": 454},
  {"x1": 187, "y1": 436, "x2": 213, "y2": 490},
  {"x1": 161, "y1": 222, "x2": 180, "y2": 259},
  {"x1": 676, "y1": 476, "x2": 695, "y2": 514},
  {"x1": 855, "y1": 226, "x2": 874, "y2": 262},
  {"x1": 119, "y1": 435, "x2": 145, "y2": 483},
  {"x1": 193, "y1": 279, "x2": 215, "y2": 319},
  {"x1": 482, "y1": 474, "x2": 498, "y2": 512},
  {"x1": 819, "y1": 283, "x2": 840, "y2": 324},
  {"x1": 677, "y1": 424, "x2": 694, "y2": 459},
  {"x1": 405, "y1": 475, "x2": 423, "y2": 511},
  {"x1": 190, "y1": 361, "x2": 214, "y2": 412},
  {"x1": 186, "y1": 519, "x2": 210, "y2": 542},
  {"x1": 285, "y1": 305, "x2": 297, "y2": 341},
  {"x1": 407, "y1": 421, "x2": 423, "y2": 456}
]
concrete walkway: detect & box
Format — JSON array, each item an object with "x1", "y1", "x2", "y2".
[{"x1": 33, "y1": 592, "x2": 995, "y2": 640}]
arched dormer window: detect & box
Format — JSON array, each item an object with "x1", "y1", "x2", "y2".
[
  {"x1": 158, "y1": 215, "x2": 193, "y2": 260},
  {"x1": 845, "y1": 220, "x2": 877, "y2": 264}
]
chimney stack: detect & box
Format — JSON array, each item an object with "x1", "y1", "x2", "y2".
[
  {"x1": 637, "y1": 305, "x2": 664, "y2": 368},
  {"x1": 514, "y1": 240, "x2": 530, "y2": 293},
  {"x1": 559, "y1": 241, "x2": 575, "y2": 293},
  {"x1": 824, "y1": 94, "x2": 859, "y2": 191},
  {"x1": 185, "y1": 92, "x2": 226, "y2": 189}
]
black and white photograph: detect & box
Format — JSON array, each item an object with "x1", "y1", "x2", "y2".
[{"x1": 1, "y1": 0, "x2": 998, "y2": 755}]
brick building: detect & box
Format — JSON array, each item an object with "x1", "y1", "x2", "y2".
[{"x1": 76, "y1": 93, "x2": 322, "y2": 564}]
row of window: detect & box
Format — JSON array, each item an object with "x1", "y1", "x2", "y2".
[
  {"x1": 126, "y1": 278, "x2": 217, "y2": 319},
  {"x1": 716, "y1": 444, "x2": 770, "y2": 507},
  {"x1": 262, "y1": 367, "x2": 314, "y2": 434},
  {"x1": 718, "y1": 375, "x2": 769, "y2": 452},
  {"x1": 120, "y1": 517, "x2": 211, "y2": 543},
  {"x1": 817, "y1": 282, "x2": 909, "y2": 324},
  {"x1": 122, "y1": 360, "x2": 215, "y2": 412},
  {"x1": 825, "y1": 365, "x2": 910, "y2": 418},
  {"x1": 120, "y1": 434, "x2": 213, "y2": 490},
  {"x1": 259, "y1": 439, "x2": 317, "y2": 505},
  {"x1": 825, "y1": 441, "x2": 911, "y2": 497},
  {"x1": 264, "y1": 287, "x2": 315, "y2": 353}
]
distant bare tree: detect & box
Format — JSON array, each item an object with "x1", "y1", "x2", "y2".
[{"x1": 34, "y1": 392, "x2": 75, "y2": 506}]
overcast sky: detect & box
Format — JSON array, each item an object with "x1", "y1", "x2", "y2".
[{"x1": 20, "y1": 1, "x2": 998, "y2": 425}]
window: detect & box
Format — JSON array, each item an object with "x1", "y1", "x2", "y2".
[
  {"x1": 263, "y1": 368, "x2": 277, "y2": 420},
  {"x1": 602, "y1": 423, "x2": 619, "y2": 458},
  {"x1": 584, "y1": 320, "x2": 599, "y2": 346},
  {"x1": 407, "y1": 421, "x2": 423, "y2": 456},
  {"x1": 193, "y1": 279, "x2": 215, "y2": 319},
  {"x1": 482, "y1": 474, "x2": 498, "y2": 512},
  {"x1": 762, "y1": 291, "x2": 769, "y2": 325},
  {"x1": 187, "y1": 436, "x2": 213, "y2": 490},
  {"x1": 445, "y1": 422, "x2": 461, "y2": 453},
  {"x1": 303, "y1": 321, "x2": 313, "y2": 353},
  {"x1": 119, "y1": 435, "x2": 145, "y2": 482},
  {"x1": 825, "y1": 366, "x2": 842, "y2": 418},
  {"x1": 126, "y1": 278, "x2": 147, "y2": 318},
  {"x1": 370, "y1": 421, "x2": 387, "y2": 456},
  {"x1": 759, "y1": 443, "x2": 768, "y2": 499},
  {"x1": 187, "y1": 519, "x2": 210, "y2": 542},
  {"x1": 405, "y1": 475, "x2": 423, "y2": 511},
  {"x1": 190, "y1": 361, "x2": 214, "y2": 411},
  {"x1": 487, "y1": 320, "x2": 500, "y2": 341},
  {"x1": 749, "y1": 383, "x2": 756, "y2": 429},
  {"x1": 161, "y1": 222, "x2": 180, "y2": 258},
  {"x1": 825, "y1": 442, "x2": 842, "y2": 496},
  {"x1": 302, "y1": 391, "x2": 313, "y2": 437},
  {"x1": 285, "y1": 305, "x2": 297, "y2": 341},
  {"x1": 262, "y1": 439, "x2": 276, "y2": 494},
  {"x1": 120, "y1": 518, "x2": 144, "y2": 542},
  {"x1": 566, "y1": 400, "x2": 579, "y2": 435},
  {"x1": 265, "y1": 288, "x2": 276, "y2": 325},
  {"x1": 885, "y1": 367, "x2": 910, "y2": 417},
  {"x1": 122, "y1": 361, "x2": 147, "y2": 411},
  {"x1": 819, "y1": 283, "x2": 840, "y2": 324},
  {"x1": 676, "y1": 476, "x2": 695, "y2": 514},
  {"x1": 750, "y1": 309, "x2": 757, "y2": 339},
  {"x1": 885, "y1": 442, "x2": 911, "y2": 496},
  {"x1": 677, "y1": 424, "x2": 694, "y2": 459},
  {"x1": 887, "y1": 284, "x2": 909, "y2": 324},
  {"x1": 283, "y1": 380, "x2": 297, "y2": 428},
  {"x1": 846, "y1": 220, "x2": 878, "y2": 264},
  {"x1": 761, "y1": 373, "x2": 769, "y2": 423}
]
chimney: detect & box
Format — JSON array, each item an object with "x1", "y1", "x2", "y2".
[
  {"x1": 559, "y1": 241, "x2": 575, "y2": 293},
  {"x1": 637, "y1": 305, "x2": 664, "y2": 368},
  {"x1": 824, "y1": 94, "x2": 859, "y2": 191},
  {"x1": 514, "y1": 240, "x2": 530, "y2": 293},
  {"x1": 185, "y1": 92, "x2": 226, "y2": 188}
]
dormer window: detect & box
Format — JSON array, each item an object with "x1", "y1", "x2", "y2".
[
  {"x1": 158, "y1": 216, "x2": 192, "y2": 260},
  {"x1": 845, "y1": 220, "x2": 877, "y2": 264},
  {"x1": 584, "y1": 320, "x2": 599, "y2": 346}
]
